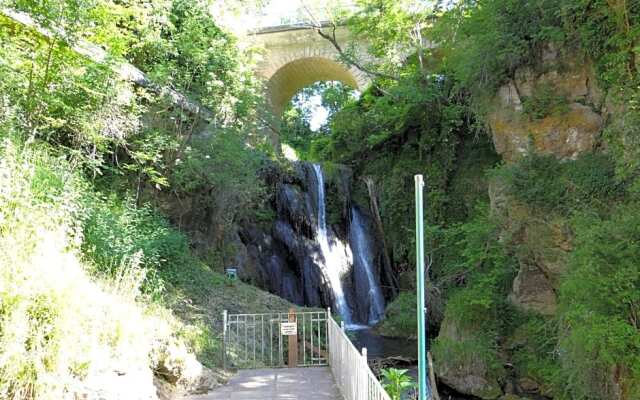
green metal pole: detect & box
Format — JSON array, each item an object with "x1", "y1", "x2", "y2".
[{"x1": 415, "y1": 175, "x2": 430, "y2": 400}]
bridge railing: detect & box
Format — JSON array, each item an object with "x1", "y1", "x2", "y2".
[
  {"x1": 327, "y1": 314, "x2": 392, "y2": 400},
  {"x1": 252, "y1": 3, "x2": 360, "y2": 30}
]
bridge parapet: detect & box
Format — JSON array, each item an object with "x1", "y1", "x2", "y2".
[{"x1": 249, "y1": 3, "x2": 358, "y2": 32}]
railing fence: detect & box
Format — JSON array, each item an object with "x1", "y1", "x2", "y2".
[
  {"x1": 327, "y1": 313, "x2": 392, "y2": 400},
  {"x1": 223, "y1": 308, "x2": 392, "y2": 400}
]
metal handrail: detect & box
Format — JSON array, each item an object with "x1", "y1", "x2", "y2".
[{"x1": 327, "y1": 313, "x2": 392, "y2": 400}]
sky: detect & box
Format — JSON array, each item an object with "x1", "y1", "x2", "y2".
[{"x1": 252, "y1": 0, "x2": 356, "y2": 28}]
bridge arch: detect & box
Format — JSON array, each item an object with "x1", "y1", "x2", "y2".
[
  {"x1": 266, "y1": 56, "x2": 365, "y2": 115},
  {"x1": 251, "y1": 26, "x2": 371, "y2": 115}
]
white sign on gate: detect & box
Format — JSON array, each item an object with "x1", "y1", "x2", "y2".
[{"x1": 280, "y1": 322, "x2": 297, "y2": 336}]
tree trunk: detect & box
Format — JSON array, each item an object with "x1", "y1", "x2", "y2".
[{"x1": 363, "y1": 176, "x2": 398, "y2": 296}]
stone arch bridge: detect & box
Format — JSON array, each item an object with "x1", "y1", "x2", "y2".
[{"x1": 249, "y1": 24, "x2": 372, "y2": 117}]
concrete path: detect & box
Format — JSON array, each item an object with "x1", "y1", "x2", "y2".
[{"x1": 190, "y1": 367, "x2": 342, "y2": 400}]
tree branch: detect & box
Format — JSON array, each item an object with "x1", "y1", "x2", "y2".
[{"x1": 313, "y1": 23, "x2": 400, "y2": 82}]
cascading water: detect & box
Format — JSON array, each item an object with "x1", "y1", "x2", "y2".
[
  {"x1": 311, "y1": 164, "x2": 354, "y2": 324},
  {"x1": 350, "y1": 207, "x2": 386, "y2": 325}
]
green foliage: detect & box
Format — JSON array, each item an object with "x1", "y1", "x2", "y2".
[
  {"x1": 0, "y1": 138, "x2": 178, "y2": 398},
  {"x1": 81, "y1": 195, "x2": 191, "y2": 299},
  {"x1": 378, "y1": 292, "x2": 416, "y2": 337},
  {"x1": 344, "y1": 0, "x2": 431, "y2": 78},
  {"x1": 559, "y1": 0, "x2": 640, "y2": 91},
  {"x1": 122, "y1": 0, "x2": 260, "y2": 118},
  {"x1": 0, "y1": 0, "x2": 275, "y2": 388},
  {"x1": 0, "y1": 13, "x2": 138, "y2": 171},
  {"x1": 556, "y1": 204, "x2": 640, "y2": 399},
  {"x1": 380, "y1": 368, "x2": 415, "y2": 400},
  {"x1": 521, "y1": 83, "x2": 570, "y2": 120},
  {"x1": 494, "y1": 152, "x2": 623, "y2": 212},
  {"x1": 431, "y1": 0, "x2": 564, "y2": 97},
  {"x1": 509, "y1": 315, "x2": 560, "y2": 396},
  {"x1": 280, "y1": 81, "x2": 356, "y2": 158}
]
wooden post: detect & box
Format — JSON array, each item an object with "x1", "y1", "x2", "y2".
[
  {"x1": 288, "y1": 308, "x2": 298, "y2": 367},
  {"x1": 428, "y1": 352, "x2": 441, "y2": 400}
]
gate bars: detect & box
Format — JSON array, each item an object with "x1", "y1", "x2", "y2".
[
  {"x1": 223, "y1": 309, "x2": 392, "y2": 400},
  {"x1": 223, "y1": 310, "x2": 329, "y2": 369}
]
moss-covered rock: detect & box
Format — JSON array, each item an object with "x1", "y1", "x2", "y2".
[{"x1": 433, "y1": 314, "x2": 505, "y2": 399}]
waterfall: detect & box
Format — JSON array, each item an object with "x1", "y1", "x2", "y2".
[
  {"x1": 350, "y1": 207, "x2": 386, "y2": 325},
  {"x1": 311, "y1": 164, "x2": 354, "y2": 324}
]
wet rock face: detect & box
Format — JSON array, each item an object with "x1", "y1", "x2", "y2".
[
  {"x1": 276, "y1": 184, "x2": 316, "y2": 237},
  {"x1": 239, "y1": 162, "x2": 388, "y2": 324},
  {"x1": 238, "y1": 162, "x2": 339, "y2": 310},
  {"x1": 488, "y1": 48, "x2": 605, "y2": 162}
]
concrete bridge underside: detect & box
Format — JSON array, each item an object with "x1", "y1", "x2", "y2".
[{"x1": 251, "y1": 25, "x2": 371, "y2": 116}]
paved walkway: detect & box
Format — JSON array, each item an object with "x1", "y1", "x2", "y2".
[{"x1": 191, "y1": 367, "x2": 343, "y2": 400}]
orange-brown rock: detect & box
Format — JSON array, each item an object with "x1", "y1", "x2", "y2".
[{"x1": 488, "y1": 50, "x2": 605, "y2": 162}]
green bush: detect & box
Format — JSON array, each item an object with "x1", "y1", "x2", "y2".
[
  {"x1": 509, "y1": 315, "x2": 560, "y2": 395},
  {"x1": 521, "y1": 84, "x2": 570, "y2": 120},
  {"x1": 495, "y1": 152, "x2": 622, "y2": 212},
  {"x1": 378, "y1": 292, "x2": 417, "y2": 338},
  {"x1": 81, "y1": 195, "x2": 191, "y2": 300},
  {"x1": 556, "y1": 204, "x2": 640, "y2": 399}
]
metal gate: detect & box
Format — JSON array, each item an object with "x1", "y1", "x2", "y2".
[{"x1": 223, "y1": 309, "x2": 329, "y2": 369}]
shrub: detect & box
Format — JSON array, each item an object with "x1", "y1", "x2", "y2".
[
  {"x1": 0, "y1": 140, "x2": 172, "y2": 398},
  {"x1": 81, "y1": 195, "x2": 191, "y2": 300},
  {"x1": 378, "y1": 292, "x2": 417, "y2": 338},
  {"x1": 495, "y1": 152, "x2": 622, "y2": 212},
  {"x1": 509, "y1": 315, "x2": 560, "y2": 395},
  {"x1": 556, "y1": 204, "x2": 640, "y2": 399},
  {"x1": 380, "y1": 368, "x2": 416, "y2": 400},
  {"x1": 521, "y1": 84, "x2": 570, "y2": 120}
]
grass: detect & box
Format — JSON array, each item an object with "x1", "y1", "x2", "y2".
[
  {"x1": 0, "y1": 140, "x2": 166, "y2": 398},
  {"x1": 0, "y1": 138, "x2": 301, "y2": 397}
]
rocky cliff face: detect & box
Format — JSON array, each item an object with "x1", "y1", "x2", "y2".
[
  {"x1": 436, "y1": 49, "x2": 614, "y2": 399},
  {"x1": 488, "y1": 46, "x2": 605, "y2": 162},
  {"x1": 488, "y1": 49, "x2": 607, "y2": 316}
]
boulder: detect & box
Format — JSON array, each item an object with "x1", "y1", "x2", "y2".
[
  {"x1": 508, "y1": 262, "x2": 557, "y2": 315},
  {"x1": 154, "y1": 340, "x2": 221, "y2": 396},
  {"x1": 435, "y1": 317, "x2": 505, "y2": 399}
]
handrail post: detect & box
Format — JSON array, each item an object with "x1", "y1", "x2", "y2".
[
  {"x1": 362, "y1": 348, "x2": 368, "y2": 399},
  {"x1": 222, "y1": 310, "x2": 228, "y2": 370},
  {"x1": 327, "y1": 308, "x2": 331, "y2": 362}
]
